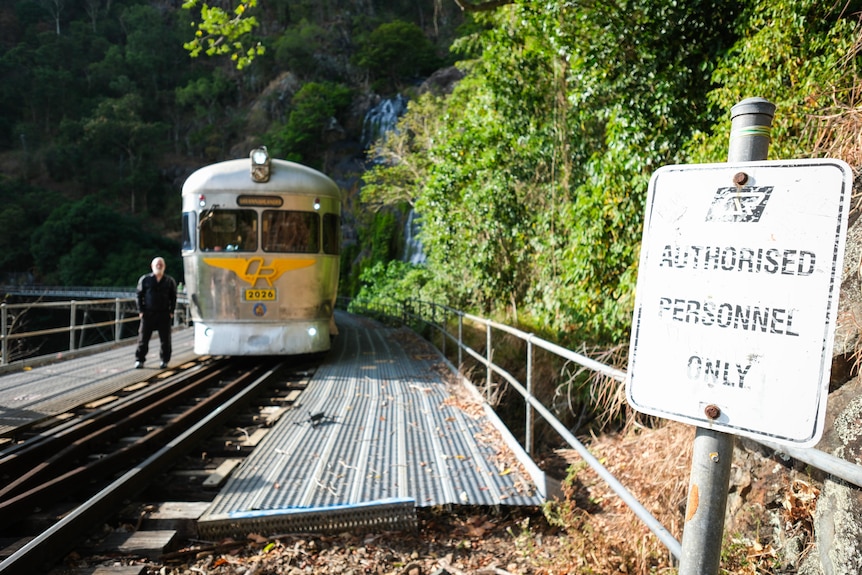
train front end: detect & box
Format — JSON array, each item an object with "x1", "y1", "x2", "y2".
[{"x1": 181, "y1": 148, "x2": 341, "y2": 356}]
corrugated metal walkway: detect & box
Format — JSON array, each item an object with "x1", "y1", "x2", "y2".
[
  {"x1": 0, "y1": 328, "x2": 196, "y2": 436},
  {"x1": 198, "y1": 311, "x2": 546, "y2": 537}
]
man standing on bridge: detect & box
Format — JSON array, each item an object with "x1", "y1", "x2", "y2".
[{"x1": 135, "y1": 256, "x2": 177, "y2": 369}]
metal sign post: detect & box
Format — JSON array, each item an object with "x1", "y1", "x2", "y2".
[
  {"x1": 679, "y1": 98, "x2": 774, "y2": 574},
  {"x1": 626, "y1": 95, "x2": 852, "y2": 571}
]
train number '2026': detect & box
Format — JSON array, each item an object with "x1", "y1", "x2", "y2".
[{"x1": 244, "y1": 288, "x2": 276, "y2": 301}]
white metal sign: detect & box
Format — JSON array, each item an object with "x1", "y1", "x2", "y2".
[{"x1": 626, "y1": 159, "x2": 852, "y2": 447}]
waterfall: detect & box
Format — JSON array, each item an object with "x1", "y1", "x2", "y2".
[
  {"x1": 361, "y1": 94, "x2": 426, "y2": 265},
  {"x1": 361, "y1": 94, "x2": 408, "y2": 150},
  {"x1": 402, "y1": 209, "x2": 426, "y2": 265}
]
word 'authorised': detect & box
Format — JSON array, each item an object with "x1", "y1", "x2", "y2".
[{"x1": 659, "y1": 245, "x2": 816, "y2": 276}]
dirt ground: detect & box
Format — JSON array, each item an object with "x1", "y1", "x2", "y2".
[{"x1": 150, "y1": 506, "x2": 567, "y2": 575}]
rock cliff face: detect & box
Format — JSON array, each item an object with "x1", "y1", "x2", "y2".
[
  {"x1": 799, "y1": 179, "x2": 862, "y2": 575},
  {"x1": 724, "y1": 184, "x2": 862, "y2": 574}
]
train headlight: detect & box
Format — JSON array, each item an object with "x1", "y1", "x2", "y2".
[
  {"x1": 313, "y1": 197, "x2": 321, "y2": 210},
  {"x1": 198, "y1": 194, "x2": 206, "y2": 207},
  {"x1": 307, "y1": 327, "x2": 318, "y2": 338},
  {"x1": 250, "y1": 146, "x2": 271, "y2": 183}
]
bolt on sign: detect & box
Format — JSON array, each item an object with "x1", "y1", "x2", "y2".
[{"x1": 626, "y1": 159, "x2": 852, "y2": 448}]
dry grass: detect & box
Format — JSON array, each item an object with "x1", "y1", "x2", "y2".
[
  {"x1": 540, "y1": 421, "x2": 692, "y2": 574},
  {"x1": 533, "y1": 421, "x2": 821, "y2": 575},
  {"x1": 804, "y1": 33, "x2": 862, "y2": 225}
]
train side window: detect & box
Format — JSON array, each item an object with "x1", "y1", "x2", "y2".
[
  {"x1": 322, "y1": 213, "x2": 340, "y2": 255},
  {"x1": 199, "y1": 210, "x2": 258, "y2": 252},
  {"x1": 262, "y1": 211, "x2": 320, "y2": 253},
  {"x1": 182, "y1": 212, "x2": 196, "y2": 252}
]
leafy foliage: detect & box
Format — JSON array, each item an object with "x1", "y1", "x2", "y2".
[
  {"x1": 353, "y1": 20, "x2": 443, "y2": 92},
  {"x1": 342, "y1": 207, "x2": 402, "y2": 297},
  {"x1": 175, "y1": 68, "x2": 242, "y2": 159},
  {"x1": 362, "y1": 94, "x2": 448, "y2": 208},
  {"x1": 358, "y1": 0, "x2": 860, "y2": 346},
  {"x1": 182, "y1": 0, "x2": 265, "y2": 70},
  {"x1": 30, "y1": 196, "x2": 181, "y2": 286},
  {"x1": 265, "y1": 81, "x2": 352, "y2": 166},
  {"x1": 3, "y1": 0, "x2": 861, "y2": 344},
  {"x1": 0, "y1": 178, "x2": 64, "y2": 276},
  {"x1": 0, "y1": 0, "x2": 458, "y2": 288},
  {"x1": 273, "y1": 19, "x2": 329, "y2": 79},
  {"x1": 80, "y1": 93, "x2": 168, "y2": 212},
  {"x1": 687, "y1": 0, "x2": 860, "y2": 163},
  {"x1": 353, "y1": 259, "x2": 446, "y2": 312}
]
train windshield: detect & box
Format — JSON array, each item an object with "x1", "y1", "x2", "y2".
[
  {"x1": 181, "y1": 212, "x2": 195, "y2": 252},
  {"x1": 263, "y1": 211, "x2": 320, "y2": 253},
  {"x1": 199, "y1": 210, "x2": 258, "y2": 252}
]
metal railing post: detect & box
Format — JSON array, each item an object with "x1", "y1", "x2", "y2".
[
  {"x1": 458, "y1": 313, "x2": 463, "y2": 369},
  {"x1": 526, "y1": 336, "x2": 534, "y2": 455},
  {"x1": 486, "y1": 322, "x2": 492, "y2": 402},
  {"x1": 1, "y1": 303, "x2": 7, "y2": 366},
  {"x1": 69, "y1": 300, "x2": 77, "y2": 351},
  {"x1": 79, "y1": 309, "x2": 88, "y2": 349},
  {"x1": 678, "y1": 97, "x2": 775, "y2": 575},
  {"x1": 441, "y1": 306, "x2": 447, "y2": 359},
  {"x1": 115, "y1": 299, "x2": 121, "y2": 342}
]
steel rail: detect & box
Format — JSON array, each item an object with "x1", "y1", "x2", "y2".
[
  {"x1": 0, "y1": 360, "x2": 271, "y2": 516},
  {"x1": 0, "y1": 361, "x2": 283, "y2": 573},
  {"x1": 0, "y1": 361, "x2": 223, "y2": 483}
]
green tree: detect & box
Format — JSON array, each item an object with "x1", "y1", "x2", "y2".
[
  {"x1": 273, "y1": 19, "x2": 328, "y2": 79},
  {"x1": 352, "y1": 260, "x2": 446, "y2": 312},
  {"x1": 122, "y1": 4, "x2": 189, "y2": 100},
  {"x1": 360, "y1": 0, "x2": 753, "y2": 342},
  {"x1": 265, "y1": 81, "x2": 352, "y2": 166},
  {"x1": 537, "y1": 0, "x2": 745, "y2": 341},
  {"x1": 81, "y1": 94, "x2": 167, "y2": 212},
  {"x1": 688, "y1": 0, "x2": 859, "y2": 163},
  {"x1": 0, "y1": 178, "x2": 65, "y2": 276},
  {"x1": 175, "y1": 68, "x2": 238, "y2": 158},
  {"x1": 354, "y1": 20, "x2": 442, "y2": 91},
  {"x1": 362, "y1": 93, "x2": 447, "y2": 208},
  {"x1": 31, "y1": 196, "x2": 180, "y2": 286}
]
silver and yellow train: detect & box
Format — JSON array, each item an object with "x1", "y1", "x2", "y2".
[{"x1": 181, "y1": 147, "x2": 341, "y2": 355}]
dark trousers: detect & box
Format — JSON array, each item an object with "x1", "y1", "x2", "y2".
[{"x1": 136, "y1": 311, "x2": 172, "y2": 363}]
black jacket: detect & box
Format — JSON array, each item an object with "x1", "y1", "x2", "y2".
[{"x1": 136, "y1": 273, "x2": 177, "y2": 314}]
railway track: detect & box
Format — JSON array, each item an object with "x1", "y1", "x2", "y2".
[{"x1": 0, "y1": 355, "x2": 319, "y2": 573}]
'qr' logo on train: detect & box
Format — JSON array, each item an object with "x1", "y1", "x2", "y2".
[{"x1": 203, "y1": 257, "x2": 316, "y2": 286}]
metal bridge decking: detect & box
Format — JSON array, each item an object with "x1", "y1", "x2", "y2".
[{"x1": 197, "y1": 312, "x2": 545, "y2": 537}]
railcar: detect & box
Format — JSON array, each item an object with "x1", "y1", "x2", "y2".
[{"x1": 181, "y1": 147, "x2": 341, "y2": 355}]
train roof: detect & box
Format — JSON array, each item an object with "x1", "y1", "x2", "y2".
[{"x1": 182, "y1": 157, "x2": 340, "y2": 199}]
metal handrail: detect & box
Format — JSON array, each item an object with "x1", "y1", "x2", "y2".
[
  {"x1": 346, "y1": 297, "x2": 862, "y2": 562},
  {"x1": 1, "y1": 286, "x2": 137, "y2": 299},
  {"x1": 346, "y1": 298, "x2": 682, "y2": 559},
  {"x1": 0, "y1": 295, "x2": 191, "y2": 366},
  {"x1": 0, "y1": 298, "x2": 139, "y2": 365}
]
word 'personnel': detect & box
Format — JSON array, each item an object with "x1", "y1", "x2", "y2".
[{"x1": 658, "y1": 297, "x2": 799, "y2": 337}]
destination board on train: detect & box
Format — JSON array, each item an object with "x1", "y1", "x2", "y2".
[{"x1": 626, "y1": 159, "x2": 852, "y2": 447}]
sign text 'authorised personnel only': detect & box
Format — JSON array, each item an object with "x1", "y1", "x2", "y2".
[{"x1": 626, "y1": 159, "x2": 851, "y2": 447}]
